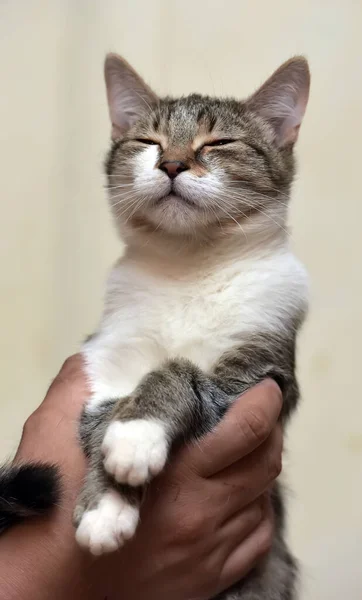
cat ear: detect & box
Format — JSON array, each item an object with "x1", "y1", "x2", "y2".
[
  {"x1": 246, "y1": 57, "x2": 310, "y2": 147},
  {"x1": 104, "y1": 54, "x2": 158, "y2": 139}
]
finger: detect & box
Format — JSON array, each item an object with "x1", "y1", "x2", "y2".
[
  {"x1": 212, "y1": 425, "x2": 282, "y2": 519},
  {"x1": 40, "y1": 354, "x2": 88, "y2": 415},
  {"x1": 218, "y1": 496, "x2": 266, "y2": 551},
  {"x1": 186, "y1": 380, "x2": 282, "y2": 477},
  {"x1": 216, "y1": 501, "x2": 274, "y2": 594}
]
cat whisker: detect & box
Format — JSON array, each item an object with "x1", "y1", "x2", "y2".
[
  {"x1": 211, "y1": 191, "x2": 291, "y2": 238},
  {"x1": 212, "y1": 198, "x2": 249, "y2": 243},
  {"x1": 225, "y1": 181, "x2": 291, "y2": 203},
  {"x1": 224, "y1": 187, "x2": 291, "y2": 209}
]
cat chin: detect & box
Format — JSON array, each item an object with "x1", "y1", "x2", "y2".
[
  {"x1": 115, "y1": 193, "x2": 254, "y2": 238},
  {"x1": 155, "y1": 193, "x2": 199, "y2": 208},
  {"x1": 139, "y1": 197, "x2": 212, "y2": 234}
]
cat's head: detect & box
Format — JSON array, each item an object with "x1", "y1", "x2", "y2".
[{"x1": 104, "y1": 55, "x2": 310, "y2": 241}]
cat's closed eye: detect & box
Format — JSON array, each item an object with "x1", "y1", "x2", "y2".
[
  {"x1": 135, "y1": 138, "x2": 159, "y2": 145},
  {"x1": 202, "y1": 138, "x2": 236, "y2": 148}
]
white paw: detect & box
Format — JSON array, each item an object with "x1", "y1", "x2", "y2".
[
  {"x1": 102, "y1": 419, "x2": 169, "y2": 486},
  {"x1": 75, "y1": 490, "x2": 139, "y2": 556}
]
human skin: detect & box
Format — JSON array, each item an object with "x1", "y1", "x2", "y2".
[{"x1": 0, "y1": 356, "x2": 282, "y2": 600}]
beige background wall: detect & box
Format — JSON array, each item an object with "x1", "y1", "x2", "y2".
[{"x1": 0, "y1": 1, "x2": 361, "y2": 597}]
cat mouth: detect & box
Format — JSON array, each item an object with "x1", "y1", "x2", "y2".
[{"x1": 155, "y1": 192, "x2": 199, "y2": 208}]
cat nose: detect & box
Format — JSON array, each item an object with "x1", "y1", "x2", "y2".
[{"x1": 159, "y1": 161, "x2": 189, "y2": 179}]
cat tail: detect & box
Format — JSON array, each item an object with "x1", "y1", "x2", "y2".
[{"x1": 0, "y1": 463, "x2": 60, "y2": 533}]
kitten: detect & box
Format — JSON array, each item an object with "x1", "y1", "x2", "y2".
[
  {"x1": 75, "y1": 54, "x2": 310, "y2": 598},
  {"x1": 0, "y1": 54, "x2": 310, "y2": 599}
]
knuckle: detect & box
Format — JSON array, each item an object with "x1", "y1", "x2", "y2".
[
  {"x1": 244, "y1": 407, "x2": 271, "y2": 445},
  {"x1": 22, "y1": 407, "x2": 50, "y2": 438},
  {"x1": 42, "y1": 355, "x2": 84, "y2": 397},
  {"x1": 249, "y1": 499, "x2": 265, "y2": 528},
  {"x1": 257, "y1": 519, "x2": 274, "y2": 557},
  {"x1": 268, "y1": 451, "x2": 283, "y2": 481},
  {"x1": 176, "y1": 509, "x2": 209, "y2": 543},
  {"x1": 23, "y1": 410, "x2": 42, "y2": 434},
  {"x1": 59, "y1": 354, "x2": 81, "y2": 379},
  {"x1": 62, "y1": 355, "x2": 75, "y2": 369},
  {"x1": 22, "y1": 415, "x2": 35, "y2": 438},
  {"x1": 267, "y1": 427, "x2": 283, "y2": 480}
]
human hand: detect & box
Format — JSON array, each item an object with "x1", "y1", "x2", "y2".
[
  {"x1": 7, "y1": 357, "x2": 282, "y2": 600},
  {"x1": 100, "y1": 378, "x2": 282, "y2": 600}
]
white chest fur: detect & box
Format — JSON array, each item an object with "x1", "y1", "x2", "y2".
[{"x1": 84, "y1": 247, "x2": 308, "y2": 409}]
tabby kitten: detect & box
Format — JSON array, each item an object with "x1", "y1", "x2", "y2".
[
  {"x1": 75, "y1": 54, "x2": 310, "y2": 599},
  {"x1": 1, "y1": 54, "x2": 310, "y2": 599}
]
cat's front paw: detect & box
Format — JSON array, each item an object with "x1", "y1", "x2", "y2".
[
  {"x1": 102, "y1": 419, "x2": 168, "y2": 486},
  {"x1": 75, "y1": 490, "x2": 139, "y2": 556}
]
